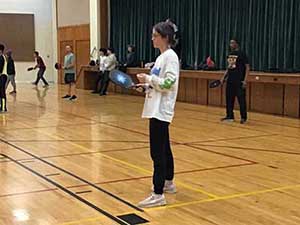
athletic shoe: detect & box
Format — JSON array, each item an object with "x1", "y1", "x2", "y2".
[
  {"x1": 151, "y1": 181, "x2": 177, "y2": 194},
  {"x1": 240, "y1": 118, "x2": 247, "y2": 124},
  {"x1": 43, "y1": 84, "x2": 49, "y2": 88},
  {"x1": 62, "y1": 95, "x2": 71, "y2": 99},
  {"x1": 32, "y1": 82, "x2": 37, "y2": 85},
  {"x1": 138, "y1": 193, "x2": 166, "y2": 208},
  {"x1": 69, "y1": 95, "x2": 77, "y2": 101},
  {"x1": 220, "y1": 117, "x2": 234, "y2": 122}
]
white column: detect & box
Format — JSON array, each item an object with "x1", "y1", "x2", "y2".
[
  {"x1": 90, "y1": 0, "x2": 100, "y2": 60},
  {"x1": 52, "y1": 0, "x2": 58, "y2": 83}
]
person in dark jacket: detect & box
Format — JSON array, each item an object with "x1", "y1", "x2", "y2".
[
  {"x1": 119, "y1": 45, "x2": 138, "y2": 72},
  {"x1": 32, "y1": 51, "x2": 49, "y2": 87},
  {"x1": 125, "y1": 45, "x2": 138, "y2": 67},
  {"x1": 0, "y1": 43, "x2": 8, "y2": 112},
  {"x1": 5, "y1": 49, "x2": 17, "y2": 94}
]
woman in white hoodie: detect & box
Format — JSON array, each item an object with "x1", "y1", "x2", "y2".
[{"x1": 137, "y1": 21, "x2": 180, "y2": 208}]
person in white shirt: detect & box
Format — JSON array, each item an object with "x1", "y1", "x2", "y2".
[
  {"x1": 92, "y1": 48, "x2": 107, "y2": 94},
  {"x1": 136, "y1": 21, "x2": 180, "y2": 208},
  {"x1": 99, "y1": 47, "x2": 117, "y2": 96}
]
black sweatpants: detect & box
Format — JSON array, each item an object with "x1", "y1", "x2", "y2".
[
  {"x1": 99, "y1": 71, "x2": 110, "y2": 95},
  {"x1": 150, "y1": 118, "x2": 174, "y2": 195},
  {"x1": 226, "y1": 82, "x2": 247, "y2": 120},
  {"x1": 94, "y1": 71, "x2": 104, "y2": 92},
  {"x1": 34, "y1": 68, "x2": 49, "y2": 86},
  {"x1": 0, "y1": 74, "x2": 8, "y2": 111}
]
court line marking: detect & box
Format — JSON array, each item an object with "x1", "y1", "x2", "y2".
[
  {"x1": 193, "y1": 144, "x2": 300, "y2": 156},
  {"x1": 57, "y1": 183, "x2": 300, "y2": 225},
  {"x1": 0, "y1": 154, "x2": 129, "y2": 225},
  {"x1": 0, "y1": 138, "x2": 143, "y2": 212},
  {"x1": 63, "y1": 141, "x2": 218, "y2": 199},
  {"x1": 0, "y1": 188, "x2": 58, "y2": 198},
  {"x1": 0, "y1": 162, "x2": 255, "y2": 198},
  {"x1": 184, "y1": 144, "x2": 257, "y2": 164},
  {"x1": 9, "y1": 120, "x2": 218, "y2": 199},
  {"x1": 183, "y1": 133, "x2": 278, "y2": 145},
  {"x1": 144, "y1": 183, "x2": 300, "y2": 211},
  {"x1": 181, "y1": 107, "x2": 300, "y2": 129}
]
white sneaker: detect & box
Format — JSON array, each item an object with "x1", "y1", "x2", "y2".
[
  {"x1": 138, "y1": 193, "x2": 166, "y2": 208},
  {"x1": 151, "y1": 181, "x2": 177, "y2": 194}
]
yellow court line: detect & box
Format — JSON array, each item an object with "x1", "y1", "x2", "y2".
[
  {"x1": 24, "y1": 122, "x2": 218, "y2": 199},
  {"x1": 144, "y1": 183, "x2": 300, "y2": 212},
  {"x1": 65, "y1": 140, "x2": 219, "y2": 198},
  {"x1": 15, "y1": 120, "x2": 218, "y2": 198},
  {"x1": 57, "y1": 183, "x2": 300, "y2": 225}
]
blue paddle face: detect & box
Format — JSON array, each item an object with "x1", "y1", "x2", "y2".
[{"x1": 110, "y1": 70, "x2": 134, "y2": 89}]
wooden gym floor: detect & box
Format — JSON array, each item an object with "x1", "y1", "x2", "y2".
[{"x1": 0, "y1": 84, "x2": 300, "y2": 225}]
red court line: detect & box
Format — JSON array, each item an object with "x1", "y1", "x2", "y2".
[
  {"x1": 185, "y1": 144, "x2": 257, "y2": 164},
  {"x1": 184, "y1": 134, "x2": 278, "y2": 145},
  {"x1": 103, "y1": 122, "x2": 179, "y2": 144},
  {"x1": 0, "y1": 162, "x2": 255, "y2": 198},
  {"x1": 7, "y1": 145, "x2": 150, "y2": 162},
  {"x1": 0, "y1": 188, "x2": 58, "y2": 198},
  {"x1": 196, "y1": 144, "x2": 300, "y2": 156},
  {"x1": 182, "y1": 107, "x2": 300, "y2": 129},
  {"x1": 66, "y1": 162, "x2": 256, "y2": 189}
]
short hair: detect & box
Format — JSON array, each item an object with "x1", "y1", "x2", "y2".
[
  {"x1": 128, "y1": 45, "x2": 135, "y2": 52},
  {"x1": 153, "y1": 21, "x2": 175, "y2": 45},
  {"x1": 107, "y1": 47, "x2": 115, "y2": 53},
  {"x1": 34, "y1": 51, "x2": 39, "y2": 56},
  {"x1": 0, "y1": 44, "x2": 5, "y2": 52},
  {"x1": 231, "y1": 38, "x2": 240, "y2": 45},
  {"x1": 99, "y1": 48, "x2": 107, "y2": 55}
]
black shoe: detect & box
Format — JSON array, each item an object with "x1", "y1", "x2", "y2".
[
  {"x1": 69, "y1": 95, "x2": 77, "y2": 101},
  {"x1": 62, "y1": 95, "x2": 71, "y2": 99},
  {"x1": 99, "y1": 93, "x2": 107, "y2": 96},
  {"x1": 91, "y1": 91, "x2": 98, "y2": 94},
  {"x1": 240, "y1": 118, "x2": 247, "y2": 124},
  {"x1": 220, "y1": 117, "x2": 234, "y2": 122}
]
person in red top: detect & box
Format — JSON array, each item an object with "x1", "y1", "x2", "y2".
[{"x1": 32, "y1": 51, "x2": 49, "y2": 87}]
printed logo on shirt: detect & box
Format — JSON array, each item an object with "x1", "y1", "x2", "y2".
[
  {"x1": 150, "y1": 67, "x2": 161, "y2": 76},
  {"x1": 227, "y1": 55, "x2": 238, "y2": 69}
]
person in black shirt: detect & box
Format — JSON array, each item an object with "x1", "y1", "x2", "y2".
[
  {"x1": 124, "y1": 45, "x2": 138, "y2": 67},
  {"x1": 119, "y1": 45, "x2": 138, "y2": 73},
  {"x1": 5, "y1": 50, "x2": 17, "y2": 94},
  {"x1": 32, "y1": 51, "x2": 49, "y2": 87},
  {"x1": 0, "y1": 44, "x2": 8, "y2": 112},
  {"x1": 220, "y1": 39, "x2": 250, "y2": 124}
]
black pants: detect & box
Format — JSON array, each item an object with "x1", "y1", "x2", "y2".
[
  {"x1": 94, "y1": 71, "x2": 104, "y2": 92},
  {"x1": 0, "y1": 74, "x2": 8, "y2": 111},
  {"x1": 226, "y1": 82, "x2": 247, "y2": 119},
  {"x1": 150, "y1": 118, "x2": 174, "y2": 195},
  {"x1": 99, "y1": 71, "x2": 110, "y2": 95},
  {"x1": 34, "y1": 68, "x2": 49, "y2": 85}
]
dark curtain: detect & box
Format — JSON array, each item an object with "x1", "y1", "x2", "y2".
[{"x1": 110, "y1": 0, "x2": 300, "y2": 71}]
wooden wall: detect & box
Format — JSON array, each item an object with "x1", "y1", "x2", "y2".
[
  {"x1": 125, "y1": 68, "x2": 300, "y2": 118},
  {"x1": 100, "y1": 0, "x2": 108, "y2": 48},
  {"x1": 57, "y1": 24, "x2": 90, "y2": 83}
]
